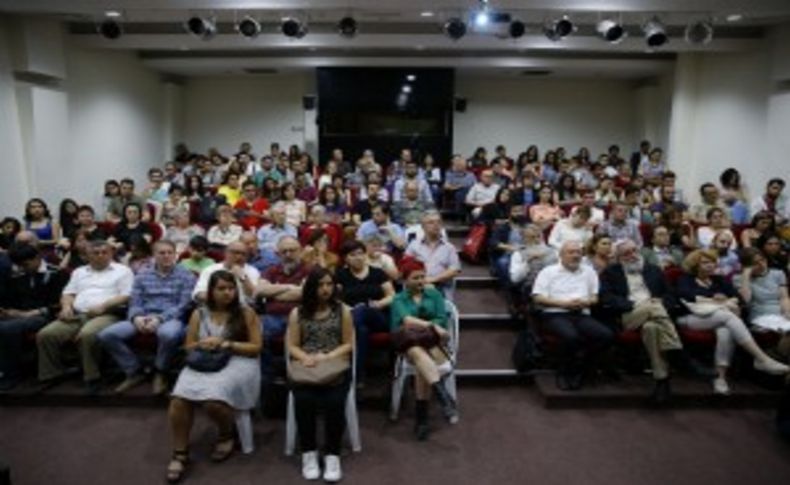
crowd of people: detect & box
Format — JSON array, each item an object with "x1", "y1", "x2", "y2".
[{"x1": 1, "y1": 139, "x2": 790, "y2": 481}]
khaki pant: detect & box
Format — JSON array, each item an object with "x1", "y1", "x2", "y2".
[
  {"x1": 37, "y1": 314, "x2": 119, "y2": 382},
  {"x1": 622, "y1": 300, "x2": 682, "y2": 379}
]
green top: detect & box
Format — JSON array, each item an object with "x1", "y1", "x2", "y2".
[
  {"x1": 179, "y1": 257, "x2": 215, "y2": 274},
  {"x1": 390, "y1": 287, "x2": 447, "y2": 332}
]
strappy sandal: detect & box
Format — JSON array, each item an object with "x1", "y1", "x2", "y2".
[
  {"x1": 210, "y1": 434, "x2": 235, "y2": 462},
  {"x1": 166, "y1": 449, "x2": 189, "y2": 483}
]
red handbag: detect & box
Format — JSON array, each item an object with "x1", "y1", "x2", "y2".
[{"x1": 461, "y1": 223, "x2": 488, "y2": 263}]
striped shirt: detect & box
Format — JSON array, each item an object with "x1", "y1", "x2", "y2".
[{"x1": 128, "y1": 264, "x2": 196, "y2": 322}]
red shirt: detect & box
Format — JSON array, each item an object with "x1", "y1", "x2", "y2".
[
  {"x1": 298, "y1": 223, "x2": 342, "y2": 253},
  {"x1": 263, "y1": 263, "x2": 311, "y2": 316},
  {"x1": 234, "y1": 197, "x2": 269, "y2": 230}
]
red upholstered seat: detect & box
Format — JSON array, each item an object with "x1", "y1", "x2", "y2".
[
  {"x1": 678, "y1": 327, "x2": 716, "y2": 345},
  {"x1": 368, "y1": 332, "x2": 392, "y2": 349},
  {"x1": 616, "y1": 328, "x2": 642, "y2": 345}
]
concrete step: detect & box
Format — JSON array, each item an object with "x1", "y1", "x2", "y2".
[
  {"x1": 534, "y1": 373, "x2": 782, "y2": 410},
  {"x1": 455, "y1": 288, "x2": 519, "y2": 327}
]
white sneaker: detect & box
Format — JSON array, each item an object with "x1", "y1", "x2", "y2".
[
  {"x1": 713, "y1": 377, "x2": 730, "y2": 395},
  {"x1": 754, "y1": 358, "x2": 790, "y2": 375},
  {"x1": 322, "y1": 454, "x2": 342, "y2": 483},
  {"x1": 302, "y1": 451, "x2": 321, "y2": 480}
]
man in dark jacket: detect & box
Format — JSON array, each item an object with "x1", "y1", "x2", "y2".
[
  {"x1": 0, "y1": 244, "x2": 69, "y2": 390},
  {"x1": 599, "y1": 239, "x2": 686, "y2": 403}
]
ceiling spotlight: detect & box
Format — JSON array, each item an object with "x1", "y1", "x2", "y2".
[
  {"x1": 444, "y1": 18, "x2": 467, "y2": 40},
  {"x1": 282, "y1": 17, "x2": 307, "y2": 38},
  {"x1": 596, "y1": 19, "x2": 626, "y2": 43},
  {"x1": 98, "y1": 19, "x2": 122, "y2": 40},
  {"x1": 726, "y1": 14, "x2": 743, "y2": 22},
  {"x1": 406, "y1": 74, "x2": 416, "y2": 81},
  {"x1": 185, "y1": 16, "x2": 216, "y2": 40},
  {"x1": 544, "y1": 15, "x2": 576, "y2": 41},
  {"x1": 237, "y1": 16, "x2": 261, "y2": 38},
  {"x1": 421, "y1": 11, "x2": 435, "y2": 18},
  {"x1": 509, "y1": 20, "x2": 526, "y2": 39},
  {"x1": 402, "y1": 85, "x2": 412, "y2": 93},
  {"x1": 642, "y1": 17, "x2": 668, "y2": 48},
  {"x1": 685, "y1": 19, "x2": 714, "y2": 45},
  {"x1": 105, "y1": 11, "x2": 121, "y2": 18},
  {"x1": 474, "y1": 10, "x2": 490, "y2": 27},
  {"x1": 338, "y1": 16, "x2": 357, "y2": 38}
]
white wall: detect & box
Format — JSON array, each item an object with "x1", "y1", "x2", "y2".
[
  {"x1": 0, "y1": 17, "x2": 29, "y2": 215},
  {"x1": 182, "y1": 74, "x2": 310, "y2": 156},
  {"x1": 453, "y1": 76, "x2": 639, "y2": 159}
]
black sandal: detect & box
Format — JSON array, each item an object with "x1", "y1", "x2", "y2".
[
  {"x1": 166, "y1": 449, "x2": 189, "y2": 483},
  {"x1": 210, "y1": 434, "x2": 235, "y2": 462}
]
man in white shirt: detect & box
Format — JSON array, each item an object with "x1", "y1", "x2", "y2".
[
  {"x1": 532, "y1": 241, "x2": 614, "y2": 390},
  {"x1": 37, "y1": 240, "x2": 134, "y2": 393},
  {"x1": 193, "y1": 241, "x2": 260, "y2": 305},
  {"x1": 465, "y1": 170, "x2": 500, "y2": 219},
  {"x1": 548, "y1": 206, "x2": 593, "y2": 250}
]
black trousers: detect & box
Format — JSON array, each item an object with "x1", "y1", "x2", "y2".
[
  {"x1": 293, "y1": 378, "x2": 350, "y2": 455},
  {"x1": 541, "y1": 312, "x2": 615, "y2": 373}
]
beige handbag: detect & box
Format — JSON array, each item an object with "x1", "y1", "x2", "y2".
[{"x1": 288, "y1": 355, "x2": 350, "y2": 386}]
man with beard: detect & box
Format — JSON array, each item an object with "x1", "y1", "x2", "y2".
[{"x1": 599, "y1": 240, "x2": 712, "y2": 404}]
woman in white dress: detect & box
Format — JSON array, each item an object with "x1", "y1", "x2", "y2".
[{"x1": 166, "y1": 270, "x2": 262, "y2": 482}]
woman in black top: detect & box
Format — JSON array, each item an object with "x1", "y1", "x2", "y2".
[
  {"x1": 335, "y1": 240, "x2": 395, "y2": 380},
  {"x1": 675, "y1": 249, "x2": 788, "y2": 395},
  {"x1": 479, "y1": 187, "x2": 512, "y2": 226},
  {"x1": 110, "y1": 202, "x2": 153, "y2": 252}
]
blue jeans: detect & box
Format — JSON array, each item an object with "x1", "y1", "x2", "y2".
[
  {"x1": 260, "y1": 314, "x2": 288, "y2": 383},
  {"x1": 491, "y1": 253, "x2": 512, "y2": 286},
  {"x1": 97, "y1": 319, "x2": 185, "y2": 375},
  {"x1": 0, "y1": 314, "x2": 48, "y2": 382},
  {"x1": 351, "y1": 305, "x2": 390, "y2": 377}
]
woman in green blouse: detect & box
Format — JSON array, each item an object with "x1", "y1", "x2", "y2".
[{"x1": 391, "y1": 258, "x2": 458, "y2": 440}]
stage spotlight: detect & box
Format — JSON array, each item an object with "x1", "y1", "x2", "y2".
[
  {"x1": 544, "y1": 15, "x2": 575, "y2": 41},
  {"x1": 237, "y1": 16, "x2": 261, "y2": 38},
  {"x1": 642, "y1": 17, "x2": 668, "y2": 48},
  {"x1": 509, "y1": 20, "x2": 526, "y2": 39},
  {"x1": 338, "y1": 16, "x2": 358, "y2": 38},
  {"x1": 444, "y1": 18, "x2": 467, "y2": 40},
  {"x1": 596, "y1": 19, "x2": 626, "y2": 43},
  {"x1": 282, "y1": 17, "x2": 307, "y2": 38},
  {"x1": 98, "y1": 19, "x2": 122, "y2": 39},
  {"x1": 185, "y1": 16, "x2": 216, "y2": 40},
  {"x1": 685, "y1": 19, "x2": 714, "y2": 45}
]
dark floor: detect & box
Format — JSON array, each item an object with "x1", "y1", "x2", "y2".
[{"x1": 1, "y1": 385, "x2": 789, "y2": 485}]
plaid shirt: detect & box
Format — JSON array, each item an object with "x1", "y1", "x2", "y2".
[{"x1": 127, "y1": 264, "x2": 196, "y2": 322}]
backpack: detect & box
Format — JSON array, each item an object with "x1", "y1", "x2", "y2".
[{"x1": 512, "y1": 327, "x2": 543, "y2": 373}]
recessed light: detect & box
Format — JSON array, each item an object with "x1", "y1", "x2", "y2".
[
  {"x1": 406, "y1": 74, "x2": 416, "y2": 81},
  {"x1": 402, "y1": 85, "x2": 412, "y2": 93},
  {"x1": 105, "y1": 10, "x2": 121, "y2": 18},
  {"x1": 726, "y1": 14, "x2": 743, "y2": 22},
  {"x1": 420, "y1": 11, "x2": 434, "y2": 18}
]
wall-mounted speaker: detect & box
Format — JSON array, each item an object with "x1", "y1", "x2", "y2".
[
  {"x1": 454, "y1": 97, "x2": 467, "y2": 112},
  {"x1": 303, "y1": 95, "x2": 316, "y2": 110}
]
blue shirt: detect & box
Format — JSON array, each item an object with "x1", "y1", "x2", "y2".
[
  {"x1": 356, "y1": 220, "x2": 405, "y2": 246},
  {"x1": 127, "y1": 264, "x2": 196, "y2": 322},
  {"x1": 444, "y1": 170, "x2": 476, "y2": 190},
  {"x1": 256, "y1": 223, "x2": 298, "y2": 253}
]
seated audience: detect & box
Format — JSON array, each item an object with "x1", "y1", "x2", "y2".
[
  {"x1": 392, "y1": 159, "x2": 432, "y2": 204},
  {"x1": 696, "y1": 207, "x2": 736, "y2": 250},
  {"x1": 207, "y1": 205, "x2": 243, "y2": 248},
  {"x1": 193, "y1": 241, "x2": 260, "y2": 305},
  {"x1": 509, "y1": 224, "x2": 558, "y2": 295},
  {"x1": 465, "y1": 170, "x2": 500, "y2": 220},
  {"x1": 583, "y1": 235, "x2": 614, "y2": 274},
  {"x1": 0, "y1": 244, "x2": 69, "y2": 391},
  {"x1": 751, "y1": 177, "x2": 788, "y2": 225},
  {"x1": 443, "y1": 155, "x2": 476, "y2": 213},
  {"x1": 142, "y1": 167, "x2": 171, "y2": 204},
  {"x1": 281, "y1": 182, "x2": 308, "y2": 228},
  {"x1": 59, "y1": 229, "x2": 92, "y2": 271},
  {"x1": 106, "y1": 178, "x2": 147, "y2": 223},
  {"x1": 641, "y1": 225, "x2": 684, "y2": 269},
  {"x1": 336, "y1": 240, "x2": 395, "y2": 379},
  {"x1": 160, "y1": 184, "x2": 187, "y2": 227},
  {"x1": 318, "y1": 184, "x2": 350, "y2": 225},
  {"x1": 528, "y1": 184, "x2": 563, "y2": 230},
  {"x1": 649, "y1": 185, "x2": 688, "y2": 220},
  {"x1": 353, "y1": 180, "x2": 385, "y2": 224},
  {"x1": 23, "y1": 198, "x2": 60, "y2": 245},
  {"x1": 548, "y1": 206, "x2": 593, "y2": 251},
  {"x1": 391, "y1": 258, "x2": 458, "y2": 440},
  {"x1": 165, "y1": 209, "x2": 206, "y2": 255},
  {"x1": 36, "y1": 240, "x2": 134, "y2": 393},
  {"x1": 740, "y1": 211, "x2": 776, "y2": 249},
  {"x1": 58, "y1": 199, "x2": 79, "y2": 241},
  {"x1": 301, "y1": 229, "x2": 340, "y2": 272},
  {"x1": 294, "y1": 172, "x2": 318, "y2": 203},
  {"x1": 356, "y1": 205, "x2": 406, "y2": 252},
  {"x1": 257, "y1": 203, "x2": 299, "y2": 273},
  {"x1": 718, "y1": 168, "x2": 750, "y2": 224},
  {"x1": 758, "y1": 234, "x2": 789, "y2": 273},
  {"x1": 690, "y1": 183, "x2": 727, "y2": 225},
  {"x1": 676, "y1": 249, "x2": 789, "y2": 395},
  {"x1": 110, "y1": 202, "x2": 153, "y2": 252},
  {"x1": 532, "y1": 241, "x2": 615, "y2": 390},
  {"x1": 362, "y1": 233, "x2": 399, "y2": 280},
  {"x1": 179, "y1": 235, "x2": 215, "y2": 275},
  {"x1": 98, "y1": 240, "x2": 196, "y2": 395},
  {"x1": 101, "y1": 179, "x2": 120, "y2": 219},
  {"x1": 711, "y1": 231, "x2": 740, "y2": 279},
  {"x1": 287, "y1": 268, "x2": 354, "y2": 482},
  {"x1": 596, "y1": 202, "x2": 644, "y2": 247},
  {"x1": 736, "y1": 248, "x2": 790, "y2": 336},
  {"x1": 121, "y1": 234, "x2": 154, "y2": 274},
  {"x1": 555, "y1": 174, "x2": 582, "y2": 210},
  {"x1": 234, "y1": 181, "x2": 269, "y2": 230},
  {"x1": 166, "y1": 270, "x2": 262, "y2": 483},
  {"x1": 405, "y1": 211, "x2": 461, "y2": 299},
  {"x1": 393, "y1": 180, "x2": 436, "y2": 229},
  {"x1": 658, "y1": 206, "x2": 696, "y2": 250},
  {"x1": 572, "y1": 191, "x2": 606, "y2": 226},
  {"x1": 478, "y1": 187, "x2": 512, "y2": 225},
  {"x1": 599, "y1": 240, "x2": 709, "y2": 404},
  {"x1": 73, "y1": 205, "x2": 107, "y2": 242},
  {"x1": 300, "y1": 205, "x2": 341, "y2": 253},
  {"x1": 216, "y1": 171, "x2": 243, "y2": 206},
  {"x1": 489, "y1": 204, "x2": 526, "y2": 284}
]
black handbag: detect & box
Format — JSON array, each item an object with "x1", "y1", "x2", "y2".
[{"x1": 185, "y1": 348, "x2": 231, "y2": 373}]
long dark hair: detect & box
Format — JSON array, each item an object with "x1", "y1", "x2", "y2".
[
  {"x1": 206, "y1": 270, "x2": 247, "y2": 341},
  {"x1": 24, "y1": 198, "x2": 52, "y2": 223},
  {"x1": 299, "y1": 267, "x2": 340, "y2": 320}
]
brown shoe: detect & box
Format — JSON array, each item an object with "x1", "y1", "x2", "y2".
[
  {"x1": 152, "y1": 373, "x2": 169, "y2": 396},
  {"x1": 114, "y1": 374, "x2": 146, "y2": 394}
]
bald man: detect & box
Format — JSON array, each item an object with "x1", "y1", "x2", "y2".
[{"x1": 532, "y1": 241, "x2": 614, "y2": 390}]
